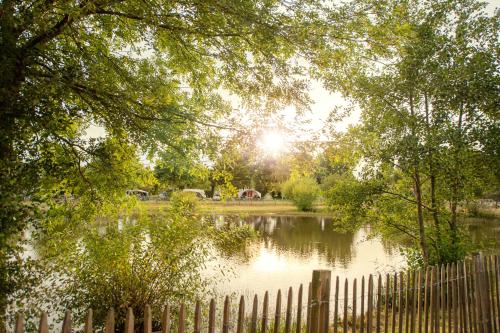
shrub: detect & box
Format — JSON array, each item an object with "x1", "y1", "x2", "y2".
[
  {"x1": 281, "y1": 177, "x2": 319, "y2": 211},
  {"x1": 51, "y1": 214, "x2": 211, "y2": 331},
  {"x1": 169, "y1": 191, "x2": 199, "y2": 215}
]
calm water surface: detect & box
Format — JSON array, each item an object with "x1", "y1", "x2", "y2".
[{"x1": 208, "y1": 215, "x2": 406, "y2": 298}]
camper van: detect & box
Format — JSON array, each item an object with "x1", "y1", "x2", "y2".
[
  {"x1": 237, "y1": 189, "x2": 261, "y2": 200},
  {"x1": 126, "y1": 189, "x2": 149, "y2": 200}
]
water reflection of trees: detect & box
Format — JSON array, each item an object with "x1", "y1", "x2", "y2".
[
  {"x1": 246, "y1": 216, "x2": 356, "y2": 266},
  {"x1": 466, "y1": 219, "x2": 500, "y2": 251}
]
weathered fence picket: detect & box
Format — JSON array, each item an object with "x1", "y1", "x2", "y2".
[
  {"x1": 125, "y1": 308, "x2": 134, "y2": 333},
  {"x1": 208, "y1": 300, "x2": 215, "y2": 333},
  {"x1": 367, "y1": 274, "x2": 374, "y2": 333},
  {"x1": 285, "y1": 287, "x2": 293, "y2": 333},
  {"x1": 162, "y1": 305, "x2": 170, "y2": 333},
  {"x1": 361, "y1": 275, "x2": 366, "y2": 333},
  {"x1": 12, "y1": 255, "x2": 500, "y2": 333},
  {"x1": 392, "y1": 273, "x2": 397, "y2": 333},
  {"x1": 105, "y1": 308, "x2": 114, "y2": 333},
  {"x1": 15, "y1": 313, "x2": 23, "y2": 333},
  {"x1": 144, "y1": 305, "x2": 152, "y2": 333},
  {"x1": 39, "y1": 312, "x2": 48, "y2": 333},
  {"x1": 194, "y1": 301, "x2": 201, "y2": 333},
  {"x1": 250, "y1": 296, "x2": 258, "y2": 333},
  {"x1": 343, "y1": 279, "x2": 348, "y2": 333},
  {"x1": 274, "y1": 290, "x2": 281, "y2": 333},
  {"x1": 84, "y1": 309, "x2": 92, "y2": 333},
  {"x1": 353, "y1": 278, "x2": 357, "y2": 333},
  {"x1": 296, "y1": 285, "x2": 303, "y2": 333}
]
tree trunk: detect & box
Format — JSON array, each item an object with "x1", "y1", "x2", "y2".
[
  {"x1": 448, "y1": 104, "x2": 465, "y2": 258},
  {"x1": 424, "y1": 92, "x2": 441, "y2": 261},
  {"x1": 414, "y1": 169, "x2": 430, "y2": 265},
  {"x1": 410, "y1": 90, "x2": 429, "y2": 265}
]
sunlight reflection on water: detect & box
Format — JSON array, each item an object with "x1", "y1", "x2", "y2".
[{"x1": 207, "y1": 215, "x2": 406, "y2": 299}]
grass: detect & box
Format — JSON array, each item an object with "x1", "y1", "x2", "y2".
[
  {"x1": 139, "y1": 199, "x2": 332, "y2": 216},
  {"x1": 473, "y1": 207, "x2": 500, "y2": 219}
]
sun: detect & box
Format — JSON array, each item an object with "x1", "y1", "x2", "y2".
[{"x1": 258, "y1": 131, "x2": 288, "y2": 155}]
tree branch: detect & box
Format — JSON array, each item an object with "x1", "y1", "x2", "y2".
[{"x1": 381, "y1": 189, "x2": 435, "y2": 212}]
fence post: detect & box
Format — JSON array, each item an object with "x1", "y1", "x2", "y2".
[
  {"x1": 474, "y1": 253, "x2": 493, "y2": 333},
  {"x1": 310, "y1": 270, "x2": 331, "y2": 333}
]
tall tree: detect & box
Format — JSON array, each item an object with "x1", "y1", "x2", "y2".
[
  {"x1": 0, "y1": 0, "x2": 363, "y2": 319},
  {"x1": 319, "y1": 0, "x2": 499, "y2": 265}
]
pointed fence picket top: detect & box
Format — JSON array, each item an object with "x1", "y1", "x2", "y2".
[
  {"x1": 236, "y1": 296, "x2": 244, "y2": 333},
  {"x1": 177, "y1": 304, "x2": 185, "y2": 333},
  {"x1": 124, "y1": 308, "x2": 134, "y2": 333},
  {"x1": 250, "y1": 295, "x2": 258, "y2": 333},
  {"x1": 61, "y1": 311, "x2": 71, "y2": 333},
  {"x1": 84, "y1": 309, "x2": 93, "y2": 333},
  {"x1": 144, "y1": 305, "x2": 152, "y2": 333},
  {"x1": 15, "y1": 313, "x2": 24, "y2": 333},
  {"x1": 194, "y1": 301, "x2": 201, "y2": 333},
  {"x1": 39, "y1": 312, "x2": 48, "y2": 333},
  {"x1": 208, "y1": 300, "x2": 215, "y2": 333},
  {"x1": 296, "y1": 284, "x2": 303, "y2": 333},
  {"x1": 285, "y1": 287, "x2": 293, "y2": 333},
  {"x1": 274, "y1": 289, "x2": 282, "y2": 333},
  {"x1": 222, "y1": 296, "x2": 230, "y2": 333},
  {"x1": 262, "y1": 291, "x2": 269, "y2": 333},
  {"x1": 13, "y1": 255, "x2": 500, "y2": 333},
  {"x1": 105, "y1": 308, "x2": 115, "y2": 333},
  {"x1": 161, "y1": 305, "x2": 170, "y2": 333}
]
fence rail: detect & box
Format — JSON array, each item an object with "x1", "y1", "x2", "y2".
[{"x1": 13, "y1": 254, "x2": 500, "y2": 333}]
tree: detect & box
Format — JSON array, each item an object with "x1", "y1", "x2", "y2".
[
  {"x1": 319, "y1": 0, "x2": 499, "y2": 265},
  {"x1": 316, "y1": 129, "x2": 361, "y2": 187},
  {"x1": 282, "y1": 176, "x2": 320, "y2": 211},
  {"x1": 1, "y1": 0, "x2": 361, "y2": 319}
]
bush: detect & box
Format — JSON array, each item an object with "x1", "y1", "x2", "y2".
[
  {"x1": 169, "y1": 191, "x2": 199, "y2": 216},
  {"x1": 18, "y1": 205, "x2": 259, "y2": 332},
  {"x1": 281, "y1": 177, "x2": 319, "y2": 211},
  {"x1": 52, "y1": 214, "x2": 211, "y2": 332}
]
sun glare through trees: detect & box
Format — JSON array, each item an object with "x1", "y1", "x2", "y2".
[{"x1": 0, "y1": 0, "x2": 498, "y2": 330}]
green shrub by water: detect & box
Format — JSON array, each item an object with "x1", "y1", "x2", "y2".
[{"x1": 281, "y1": 177, "x2": 320, "y2": 211}]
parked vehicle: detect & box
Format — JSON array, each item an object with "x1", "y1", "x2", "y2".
[
  {"x1": 212, "y1": 192, "x2": 221, "y2": 201},
  {"x1": 182, "y1": 189, "x2": 206, "y2": 199},
  {"x1": 237, "y1": 189, "x2": 261, "y2": 199},
  {"x1": 126, "y1": 189, "x2": 149, "y2": 200}
]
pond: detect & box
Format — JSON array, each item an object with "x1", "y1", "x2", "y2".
[
  {"x1": 207, "y1": 215, "x2": 406, "y2": 298},
  {"x1": 17, "y1": 212, "x2": 500, "y2": 327},
  {"x1": 207, "y1": 214, "x2": 500, "y2": 300}
]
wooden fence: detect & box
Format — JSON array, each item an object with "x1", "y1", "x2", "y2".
[{"x1": 12, "y1": 254, "x2": 500, "y2": 333}]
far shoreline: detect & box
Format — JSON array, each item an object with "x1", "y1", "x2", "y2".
[
  {"x1": 139, "y1": 200, "x2": 500, "y2": 219},
  {"x1": 140, "y1": 199, "x2": 331, "y2": 216}
]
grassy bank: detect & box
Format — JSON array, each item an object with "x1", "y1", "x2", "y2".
[
  {"x1": 139, "y1": 200, "x2": 500, "y2": 219},
  {"x1": 140, "y1": 199, "x2": 331, "y2": 216}
]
